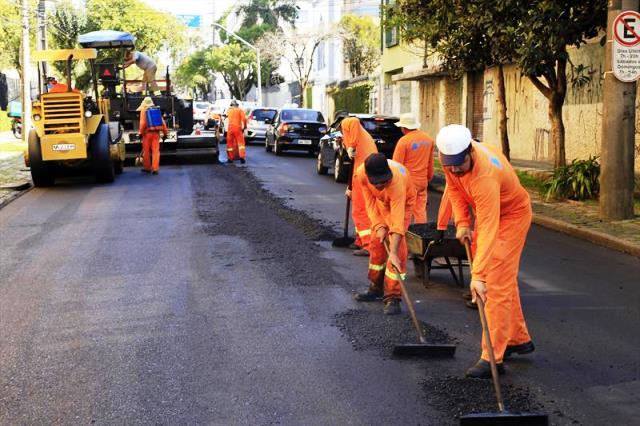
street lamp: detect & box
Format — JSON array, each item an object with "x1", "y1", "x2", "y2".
[{"x1": 212, "y1": 22, "x2": 262, "y2": 106}]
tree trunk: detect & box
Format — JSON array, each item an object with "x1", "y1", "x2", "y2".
[
  {"x1": 548, "y1": 94, "x2": 566, "y2": 168},
  {"x1": 298, "y1": 81, "x2": 305, "y2": 107},
  {"x1": 496, "y1": 64, "x2": 510, "y2": 161}
]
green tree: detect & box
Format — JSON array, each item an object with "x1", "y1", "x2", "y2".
[
  {"x1": 176, "y1": 48, "x2": 214, "y2": 99},
  {"x1": 389, "y1": 0, "x2": 607, "y2": 168},
  {"x1": 84, "y1": 0, "x2": 186, "y2": 58},
  {"x1": 339, "y1": 15, "x2": 380, "y2": 78},
  {"x1": 236, "y1": 0, "x2": 298, "y2": 29},
  {"x1": 516, "y1": 0, "x2": 607, "y2": 168},
  {"x1": 391, "y1": 0, "x2": 521, "y2": 160},
  {"x1": 47, "y1": 0, "x2": 89, "y2": 84},
  {"x1": 0, "y1": 0, "x2": 36, "y2": 75},
  {"x1": 209, "y1": 43, "x2": 258, "y2": 100}
]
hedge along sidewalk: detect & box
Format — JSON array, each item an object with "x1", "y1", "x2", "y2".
[{"x1": 430, "y1": 160, "x2": 640, "y2": 258}]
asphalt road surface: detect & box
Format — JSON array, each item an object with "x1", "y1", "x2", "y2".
[{"x1": 0, "y1": 144, "x2": 638, "y2": 425}]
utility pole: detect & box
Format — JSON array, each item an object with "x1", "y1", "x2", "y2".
[
  {"x1": 21, "y1": 0, "x2": 32, "y2": 144},
  {"x1": 600, "y1": 0, "x2": 639, "y2": 220},
  {"x1": 38, "y1": 0, "x2": 48, "y2": 76}
]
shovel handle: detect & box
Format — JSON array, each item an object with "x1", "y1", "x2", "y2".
[
  {"x1": 343, "y1": 162, "x2": 355, "y2": 238},
  {"x1": 384, "y1": 240, "x2": 426, "y2": 344},
  {"x1": 464, "y1": 241, "x2": 505, "y2": 413}
]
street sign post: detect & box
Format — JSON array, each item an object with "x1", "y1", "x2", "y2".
[{"x1": 612, "y1": 10, "x2": 640, "y2": 82}]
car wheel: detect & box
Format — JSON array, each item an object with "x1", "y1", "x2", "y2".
[
  {"x1": 334, "y1": 153, "x2": 349, "y2": 183},
  {"x1": 316, "y1": 151, "x2": 328, "y2": 175},
  {"x1": 91, "y1": 123, "x2": 115, "y2": 183},
  {"x1": 274, "y1": 138, "x2": 283, "y2": 156}
]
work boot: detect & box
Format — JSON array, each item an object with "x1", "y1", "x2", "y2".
[
  {"x1": 352, "y1": 248, "x2": 369, "y2": 257},
  {"x1": 226, "y1": 159, "x2": 233, "y2": 163},
  {"x1": 504, "y1": 341, "x2": 535, "y2": 359},
  {"x1": 141, "y1": 169, "x2": 150, "y2": 174},
  {"x1": 465, "y1": 359, "x2": 505, "y2": 379},
  {"x1": 152, "y1": 171, "x2": 159, "y2": 175},
  {"x1": 465, "y1": 300, "x2": 478, "y2": 310},
  {"x1": 383, "y1": 299, "x2": 401, "y2": 315},
  {"x1": 240, "y1": 158, "x2": 246, "y2": 164},
  {"x1": 348, "y1": 243, "x2": 361, "y2": 250},
  {"x1": 353, "y1": 289, "x2": 383, "y2": 302}
]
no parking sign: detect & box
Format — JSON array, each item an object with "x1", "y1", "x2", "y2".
[{"x1": 612, "y1": 10, "x2": 640, "y2": 82}]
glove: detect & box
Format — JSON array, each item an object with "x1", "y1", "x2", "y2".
[
  {"x1": 346, "y1": 147, "x2": 356, "y2": 159},
  {"x1": 435, "y1": 230, "x2": 445, "y2": 245}
]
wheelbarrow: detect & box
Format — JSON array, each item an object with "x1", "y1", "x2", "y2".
[{"x1": 406, "y1": 223, "x2": 468, "y2": 288}]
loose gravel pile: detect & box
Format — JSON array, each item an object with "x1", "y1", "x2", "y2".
[
  {"x1": 332, "y1": 308, "x2": 455, "y2": 356},
  {"x1": 422, "y1": 375, "x2": 548, "y2": 424}
]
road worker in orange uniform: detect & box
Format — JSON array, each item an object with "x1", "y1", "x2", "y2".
[
  {"x1": 137, "y1": 97, "x2": 168, "y2": 175},
  {"x1": 47, "y1": 76, "x2": 80, "y2": 94},
  {"x1": 226, "y1": 100, "x2": 248, "y2": 164},
  {"x1": 341, "y1": 117, "x2": 379, "y2": 256},
  {"x1": 436, "y1": 124, "x2": 534, "y2": 379},
  {"x1": 392, "y1": 113, "x2": 434, "y2": 223},
  {"x1": 353, "y1": 153, "x2": 417, "y2": 315}
]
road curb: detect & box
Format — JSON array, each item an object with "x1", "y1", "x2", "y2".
[
  {"x1": 0, "y1": 184, "x2": 32, "y2": 210},
  {"x1": 428, "y1": 180, "x2": 640, "y2": 258},
  {"x1": 531, "y1": 214, "x2": 640, "y2": 258}
]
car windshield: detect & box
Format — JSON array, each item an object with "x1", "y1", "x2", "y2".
[
  {"x1": 195, "y1": 103, "x2": 209, "y2": 110},
  {"x1": 251, "y1": 109, "x2": 277, "y2": 121},
  {"x1": 362, "y1": 119, "x2": 403, "y2": 138},
  {"x1": 281, "y1": 109, "x2": 324, "y2": 122}
]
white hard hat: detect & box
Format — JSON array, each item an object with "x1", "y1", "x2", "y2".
[
  {"x1": 436, "y1": 124, "x2": 472, "y2": 166},
  {"x1": 394, "y1": 113, "x2": 420, "y2": 130}
]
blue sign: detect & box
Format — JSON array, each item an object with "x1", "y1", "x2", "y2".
[{"x1": 176, "y1": 15, "x2": 201, "y2": 28}]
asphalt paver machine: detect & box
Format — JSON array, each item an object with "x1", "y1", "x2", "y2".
[
  {"x1": 77, "y1": 31, "x2": 219, "y2": 161},
  {"x1": 27, "y1": 48, "x2": 126, "y2": 187}
]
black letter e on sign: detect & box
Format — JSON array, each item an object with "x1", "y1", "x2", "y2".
[{"x1": 624, "y1": 17, "x2": 637, "y2": 39}]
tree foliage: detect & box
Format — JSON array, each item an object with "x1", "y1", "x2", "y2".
[
  {"x1": 0, "y1": 0, "x2": 36, "y2": 74},
  {"x1": 176, "y1": 49, "x2": 215, "y2": 99},
  {"x1": 47, "y1": 0, "x2": 89, "y2": 83},
  {"x1": 338, "y1": 15, "x2": 380, "y2": 77},
  {"x1": 389, "y1": 0, "x2": 607, "y2": 168},
  {"x1": 236, "y1": 0, "x2": 298, "y2": 29},
  {"x1": 209, "y1": 44, "x2": 258, "y2": 101}
]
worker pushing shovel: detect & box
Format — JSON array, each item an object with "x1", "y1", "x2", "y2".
[
  {"x1": 436, "y1": 124, "x2": 535, "y2": 379},
  {"x1": 352, "y1": 153, "x2": 416, "y2": 315}
]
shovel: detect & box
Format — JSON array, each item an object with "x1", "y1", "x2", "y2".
[
  {"x1": 384, "y1": 240, "x2": 456, "y2": 358},
  {"x1": 460, "y1": 241, "x2": 548, "y2": 426},
  {"x1": 332, "y1": 162, "x2": 355, "y2": 248}
]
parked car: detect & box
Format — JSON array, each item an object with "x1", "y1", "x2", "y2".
[
  {"x1": 265, "y1": 108, "x2": 327, "y2": 156},
  {"x1": 245, "y1": 107, "x2": 277, "y2": 143},
  {"x1": 316, "y1": 113, "x2": 403, "y2": 182},
  {"x1": 193, "y1": 101, "x2": 211, "y2": 123}
]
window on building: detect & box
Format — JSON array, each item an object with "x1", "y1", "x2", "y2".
[
  {"x1": 384, "y1": 0, "x2": 399, "y2": 48},
  {"x1": 316, "y1": 41, "x2": 326, "y2": 71}
]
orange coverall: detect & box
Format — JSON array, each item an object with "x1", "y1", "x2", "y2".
[
  {"x1": 355, "y1": 160, "x2": 417, "y2": 301},
  {"x1": 392, "y1": 129, "x2": 435, "y2": 223},
  {"x1": 226, "y1": 107, "x2": 248, "y2": 161},
  {"x1": 341, "y1": 117, "x2": 378, "y2": 250},
  {"x1": 437, "y1": 186, "x2": 453, "y2": 231},
  {"x1": 139, "y1": 108, "x2": 168, "y2": 173},
  {"x1": 443, "y1": 141, "x2": 532, "y2": 363}
]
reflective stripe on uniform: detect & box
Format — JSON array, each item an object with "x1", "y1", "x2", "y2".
[
  {"x1": 385, "y1": 268, "x2": 406, "y2": 280},
  {"x1": 227, "y1": 148, "x2": 234, "y2": 152},
  {"x1": 239, "y1": 146, "x2": 246, "y2": 151},
  {"x1": 358, "y1": 228, "x2": 372, "y2": 237},
  {"x1": 368, "y1": 263, "x2": 385, "y2": 271}
]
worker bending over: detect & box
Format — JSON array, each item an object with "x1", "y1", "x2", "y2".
[
  {"x1": 392, "y1": 113, "x2": 434, "y2": 223},
  {"x1": 124, "y1": 50, "x2": 159, "y2": 94},
  {"x1": 226, "y1": 100, "x2": 248, "y2": 164},
  {"x1": 341, "y1": 117, "x2": 378, "y2": 256},
  {"x1": 137, "y1": 97, "x2": 168, "y2": 175},
  {"x1": 436, "y1": 124, "x2": 534, "y2": 379},
  {"x1": 353, "y1": 153, "x2": 416, "y2": 315}
]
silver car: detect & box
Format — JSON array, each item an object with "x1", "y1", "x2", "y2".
[{"x1": 245, "y1": 108, "x2": 277, "y2": 143}]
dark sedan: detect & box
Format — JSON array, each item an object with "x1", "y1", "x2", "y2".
[
  {"x1": 316, "y1": 113, "x2": 403, "y2": 183},
  {"x1": 265, "y1": 108, "x2": 327, "y2": 156}
]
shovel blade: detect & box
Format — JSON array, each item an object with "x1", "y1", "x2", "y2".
[
  {"x1": 460, "y1": 412, "x2": 548, "y2": 426},
  {"x1": 332, "y1": 236, "x2": 355, "y2": 248},
  {"x1": 392, "y1": 343, "x2": 457, "y2": 358}
]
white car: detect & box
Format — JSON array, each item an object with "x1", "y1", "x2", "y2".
[
  {"x1": 245, "y1": 107, "x2": 277, "y2": 142},
  {"x1": 193, "y1": 101, "x2": 211, "y2": 123}
]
